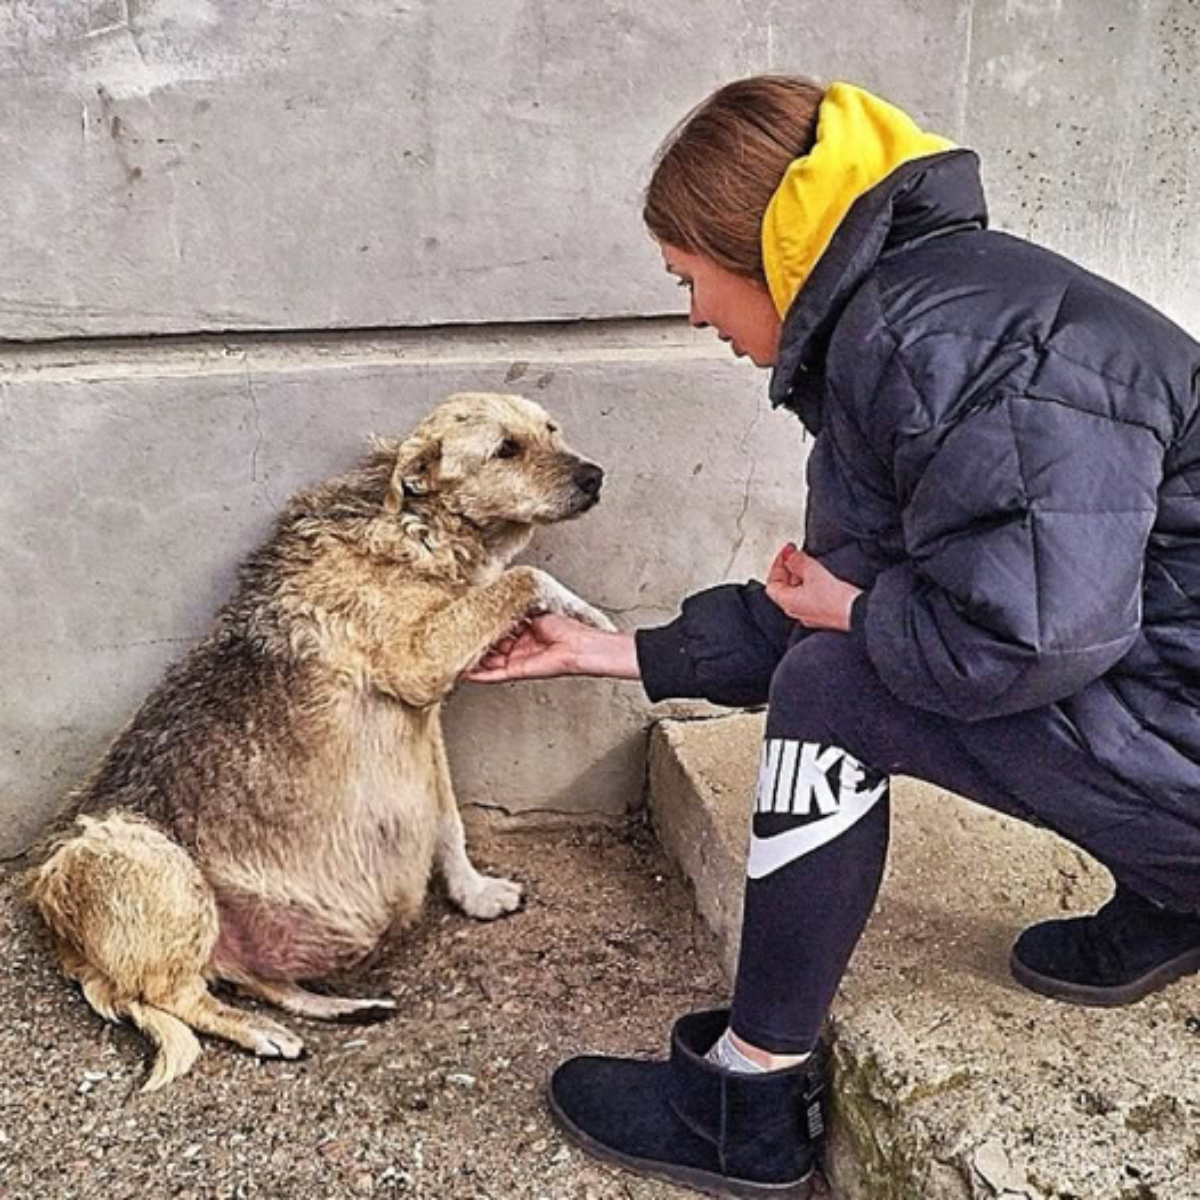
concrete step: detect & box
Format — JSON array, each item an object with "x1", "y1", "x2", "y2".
[{"x1": 648, "y1": 711, "x2": 1200, "y2": 1200}]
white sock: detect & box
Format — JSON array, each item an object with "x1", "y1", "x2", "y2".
[{"x1": 706, "y1": 1029, "x2": 810, "y2": 1074}]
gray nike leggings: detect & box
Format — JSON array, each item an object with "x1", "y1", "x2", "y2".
[{"x1": 729, "y1": 631, "x2": 1199, "y2": 1054}]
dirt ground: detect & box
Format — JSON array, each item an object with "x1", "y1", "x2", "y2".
[{"x1": 0, "y1": 822, "x2": 730, "y2": 1200}]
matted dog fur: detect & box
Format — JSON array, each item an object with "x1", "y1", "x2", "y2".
[{"x1": 28, "y1": 391, "x2": 612, "y2": 1090}]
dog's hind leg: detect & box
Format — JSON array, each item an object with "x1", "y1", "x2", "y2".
[
  {"x1": 431, "y1": 730, "x2": 523, "y2": 920},
  {"x1": 224, "y1": 974, "x2": 397, "y2": 1024},
  {"x1": 153, "y1": 979, "x2": 305, "y2": 1060},
  {"x1": 208, "y1": 902, "x2": 398, "y2": 1022}
]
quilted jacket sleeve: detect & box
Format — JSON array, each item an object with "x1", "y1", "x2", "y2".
[
  {"x1": 863, "y1": 394, "x2": 1163, "y2": 720},
  {"x1": 635, "y1": 581, "x2": 800, "y2": 707}
]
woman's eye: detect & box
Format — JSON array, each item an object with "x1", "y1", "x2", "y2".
[{"x1": 495, "y1": 439, "x2": 522, "y2": 459}]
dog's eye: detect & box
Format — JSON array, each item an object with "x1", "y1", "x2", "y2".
[{"x1": 495, "y1": 438, "x2": 522, "y2": 459}]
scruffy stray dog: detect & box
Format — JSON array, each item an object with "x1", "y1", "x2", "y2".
[{"x1": 28, "y1": 391, "x2": 613, "y2": 1091}]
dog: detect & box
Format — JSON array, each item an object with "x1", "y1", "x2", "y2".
[{"x1": 27, "y1": 391, "x2": 613, "y2": 1091}]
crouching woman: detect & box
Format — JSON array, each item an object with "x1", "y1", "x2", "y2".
[{"x1": 470, "y1": 74, "x2": 1200, "y2": 1198}]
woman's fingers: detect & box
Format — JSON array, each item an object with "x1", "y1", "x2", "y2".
[
  {"x1": 466, "y1": 636, "x2": 550, "y2": 682},
  {"x1": 767, "y1": 543, "x2": 797, "y2": 587},
  {"x1": 781, "y1": 545, "x2": 808, "y2": 581},
  {"x1": 465, "y1": 610, "x2": 589, "y2": 684}
]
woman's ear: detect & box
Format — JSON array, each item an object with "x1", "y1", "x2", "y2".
[{"x1": 384, "y1": 433, "x2": 442, "y2": 513}]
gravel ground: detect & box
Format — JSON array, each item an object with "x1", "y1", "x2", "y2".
[{"x1": 0, "y1": 821, "x2": 730, "y2": 1200}]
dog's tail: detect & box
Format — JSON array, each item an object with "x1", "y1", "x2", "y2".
[{"x1": 126, "y1": 1001, "x2": 203, "y2": 1092}]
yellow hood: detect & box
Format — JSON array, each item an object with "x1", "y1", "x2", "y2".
[{"x1": 761, "y1": 83, "x2": 954, "y2": 317}]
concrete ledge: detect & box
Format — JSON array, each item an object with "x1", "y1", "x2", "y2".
[{"x1": 649, "y1": 712, "x2": 1200, "y2": 1200}]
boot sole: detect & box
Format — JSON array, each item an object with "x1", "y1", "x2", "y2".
[
  {"x1": 1010, "y1": 945, "x2": 1200, "y2": 1007},
  {"x1": 546, "y1": 1087, "x2": 818, "y2": 1199}
]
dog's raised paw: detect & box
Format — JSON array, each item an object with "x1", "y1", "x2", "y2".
[
  {"x1": 461, "y1": 874, "x2": 524, "y2": 921},
  {"x1": 528, "y1": 571, "x2": 615, "y2": 632},
  {"x1": 573, "y1": 604, "x2": 617, "y2": 633}
]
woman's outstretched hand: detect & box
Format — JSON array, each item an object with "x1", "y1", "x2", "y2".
[
  {"x1": 465, "y1": 613, "x2": 641, "y2": 683},
  {"x1": 765, "y1": 542, "x2": 862, "y2": 632}
]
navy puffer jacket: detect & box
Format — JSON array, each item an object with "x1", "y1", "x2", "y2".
[{"x1": 637, "y1": 150, "x2": 1200, "y2": 796}]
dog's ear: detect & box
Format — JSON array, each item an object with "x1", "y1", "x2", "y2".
[{"x1": 384, "y1": 433, "x2": 442, "y2": 513}]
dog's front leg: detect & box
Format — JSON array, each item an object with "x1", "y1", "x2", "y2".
[
  {"x1": 431, "y1": 730, "x2": 523, "y2": 919},
  {"x1": 384, "y1": 566, "x2": 613, "y2": 707}
]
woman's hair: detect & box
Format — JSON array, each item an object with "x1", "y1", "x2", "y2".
[{"x1": 643, "y1": 75, "x2": 825, "y2": 281}]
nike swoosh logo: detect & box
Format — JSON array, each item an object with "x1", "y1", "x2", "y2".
[{"x1": 747, "y1": 780, "x2": 888, "y2": 879}]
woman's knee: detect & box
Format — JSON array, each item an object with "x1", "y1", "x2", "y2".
[{"x1": 767, "y1": 633, "x2": 876, "y2": 745}]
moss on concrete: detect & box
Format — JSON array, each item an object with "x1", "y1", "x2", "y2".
[{"x1": 830, "y1": 1044, "x2": 949, "y2": 1200}]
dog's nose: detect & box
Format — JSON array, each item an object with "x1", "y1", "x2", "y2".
[{"x1": 574, "y1": 463, "x2": 604, "y2": 497}]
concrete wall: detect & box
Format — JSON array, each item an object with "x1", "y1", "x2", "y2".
[
  {"x1": 2, "y1": 0, "x2": 1197, "y2": 855},
  {"x1": 0, "y1": 0, "x2": 967, "y2": 337},
  {"x1": 966, "y1": 0, "x2": 1200, "y2": 334}
]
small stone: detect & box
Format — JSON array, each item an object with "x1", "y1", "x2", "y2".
[
  {"x1": 971, "y1": 1140, "x2": 1038, "y2": 1196},
  {"x1": 446, "y1": 1073, "x2": 476, "y2": 1088}
]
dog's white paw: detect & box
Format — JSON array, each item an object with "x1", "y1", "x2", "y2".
[
  {"x1": 569, "y1": 602, "x2": 617, "y2": 633},
  {"x1": 250, "y1": 1021, "x2": 306, "y2": 1060},
  {"x1": 458, "y1": 873, "x2": 524, "y2": 921},
  {"x1": 529, "y1": 570, "x2": 616, "y2": 632}
]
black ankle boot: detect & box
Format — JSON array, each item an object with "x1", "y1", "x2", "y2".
[
  {"x1": 546, "y1": 1009, "x2": 827, "y2": 1198},
  {"x1": 1011, "y1": 883, "x2": 1200, "y2": 1006}
]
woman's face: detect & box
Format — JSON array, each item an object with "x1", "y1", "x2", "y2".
[{"x1": 660, "y1": 243, "x2": 782, "y2": 368}]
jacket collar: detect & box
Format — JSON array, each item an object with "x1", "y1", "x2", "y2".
[{"x1": 768, "y1": 149, "x2": 988, "y2": 427}]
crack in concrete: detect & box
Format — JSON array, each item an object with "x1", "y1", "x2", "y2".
[
  {"x1": 89, "y1": 637, "x2": 195, "y2": 651},
  {"x1": 958, "y1": 0, "x2": 977, "y2": 140},
  {"x1": 125, "y1": 0, "x2": 149, "y2": 70},
  {"x1": 463, "y1": 799, "x2": 625, "y2": 823},
  {"x1": 722, "y1": 401, "x2": 766, "y2": 578},
  {"x1": 242, "y1": 361, "x2": 266, "y2": 486},
  {"x1": 599, "y1": 601, "x2": 673, "y2": 617}
]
